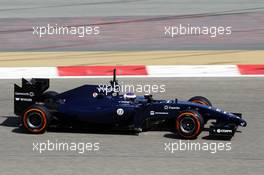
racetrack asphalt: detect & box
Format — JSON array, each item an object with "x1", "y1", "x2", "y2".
[
  {"x1": 0, "y1": 78, "x2": 263, "y2": 175},
  {"x1": 0, "y1": 51, "x2": 264, "y2": 66},
  {"x1": 0, "y1": 0, "x2": 264, "y2": 51},
  {"x1": 0, "y1": 0, "x2": 263, "y2": 174},
  {"x1": 0, "y1": 0, "x2": 263, "y2": 18}
]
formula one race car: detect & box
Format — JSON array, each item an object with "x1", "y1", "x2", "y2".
[{"x1": 14, "y1": 70, "x2": 247, "y2": 139}]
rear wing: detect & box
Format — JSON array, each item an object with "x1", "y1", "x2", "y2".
[{"x1": 14, "y1": 78, "x2": 49, "y2": 115}]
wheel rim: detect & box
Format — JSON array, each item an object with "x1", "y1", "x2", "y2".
[
  {"x1": 180, "y1": 116, "x2": 196, "y2": 134},
  {"x1": 26, "y1": 112, "x2": 43, "y2": 129}
]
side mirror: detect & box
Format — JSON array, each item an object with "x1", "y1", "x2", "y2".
[
  {"x1": 144, "y1": 94, "x2": 153, "y2": 103},
  {"x1": 92, "y1": 92, "x2": 104, "y2": 99}
]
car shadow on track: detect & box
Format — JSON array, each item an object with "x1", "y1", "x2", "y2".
[
  {"x1": 0, "y1": 116, "x2": 139, "y2": 136},
  {"x1": 163, "y1": 132, "x2": 232, "y2": 141},
  {"x1": 1, "y1": 116, "x2": 234, "y2": 140},
  {"x1": 47, "y1": 127, "x2": 139, "y2": 136},
  {"x1": 0, "y1": 116, "x2": 24, "y2": 133},
  {"x1": 0, "y1": 116, "x2": 19, "y2": 127}
]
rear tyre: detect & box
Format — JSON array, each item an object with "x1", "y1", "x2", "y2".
[
  {"x1": 176, "y1": 110, "x2": 204, "y2": 139},
  {"x1": 188, "y1": 96, "x2": 212, "y2": 106},
  {"x1": 22, "y1": 104, "x2": 51, "y2": 134}
]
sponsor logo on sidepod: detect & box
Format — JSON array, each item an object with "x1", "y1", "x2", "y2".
[{"x1": 164, "y1": 105, "x2": 180, "y2": 110}]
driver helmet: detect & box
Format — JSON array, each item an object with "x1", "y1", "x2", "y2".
[{"x1": 124, "y1": 92, "x2": 136, "y2": 101}]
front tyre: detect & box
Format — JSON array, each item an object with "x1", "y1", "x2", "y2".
[
  {"x1": 189, "y1": 96, "x2": 212, "y2": 106},
  {"x1": 176, "y1": 110, "x2": 204, "y2": 139},
  {"x1": 22, "y1": 104, "x2": 51, "y2": 134}
]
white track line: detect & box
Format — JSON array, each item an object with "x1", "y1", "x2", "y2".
[{"x1": 0, "y1": 66, "x2": 263, "y2": 79}]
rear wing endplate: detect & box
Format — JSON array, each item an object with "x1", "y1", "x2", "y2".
[{"x1": 14, "y1": 78, "x2": 49, "y2": 115}]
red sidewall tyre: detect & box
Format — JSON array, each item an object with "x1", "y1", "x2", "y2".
[
  {"x1": 22, "y1": 105, "x2": 50, "y2": 134},
  {"x1": 189, "y1": 96, "x2": 212, "y2": 106},
  {"x1": 176, "y1": 110, "x2": 204, "y2": 139}
]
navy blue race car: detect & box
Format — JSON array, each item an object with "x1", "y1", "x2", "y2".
[{"x1": 14, "y1": 70, "x2": 247, "y2": 139}]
